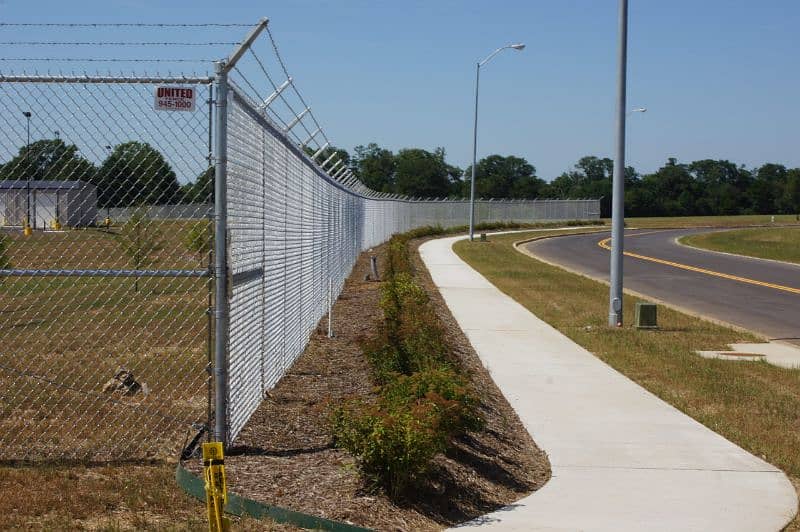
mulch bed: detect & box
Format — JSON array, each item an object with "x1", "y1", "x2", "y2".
[{"x1": 215, "y1": 238, "x2": 551, "y2": 531}]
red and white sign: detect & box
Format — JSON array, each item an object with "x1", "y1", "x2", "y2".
[{"x1": 154, "y1": 86, "x2": 196, "y2": 112}]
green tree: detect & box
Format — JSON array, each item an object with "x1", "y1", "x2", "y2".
[
  {"x1": 778, "y1": 169, "x2": 800, "y2": 215},
  {"x1": 463, "y1": 154, "x2": 544, "y2": 199},
  {"x1": 95, "y1": 142, "x2": 180, "y2": 207},
  {"x1": 688, "y1": 159, "x2": 752, "y2": 215},
  {"x1": 748, "y1": 163, "x2": 786, "y2": 214},
  {"x1": 352, "y1": 143, "x2": 396, "y2": 192},
  {"x1": 394, "y1": 147, "x2": 452, "y2": 198},
  {"x1": 0, "y1": 138, "x2": 95, "y2": 183},
  {"x1": 180, "y1": 167, "x2": 214, "y2": 204},
  {"x1": 116, "y1": 208, "x2": 164, "y2": 292},
  {"x1": 541, "y1": 156, "x2": 617, "y2": 215},
  {"x1": 637, "y1": 158, "x2": 696, "y2": 216}
]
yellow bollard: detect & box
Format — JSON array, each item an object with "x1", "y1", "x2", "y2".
[
  {"x1": 104, "y1": 217, "x2": 112, "y2": 229},
  {"x1": 22, "y1": 219, "x2": 32, "y2": 237},
  {"x1": 202, "y1": 442, "x2": 230, "y2": 532}
]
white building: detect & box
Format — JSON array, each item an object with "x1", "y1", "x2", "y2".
[{"x1": 0, "y1": 180, "x2": 97, "y2": 228}]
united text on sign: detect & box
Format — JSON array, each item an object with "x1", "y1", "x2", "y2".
[{"x1": 154, "y1": 86, "x2": 196, "y2": 112}]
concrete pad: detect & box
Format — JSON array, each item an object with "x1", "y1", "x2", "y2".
[
  {"x1": 697, "y1": 342, "x2": 800, "y2": 369},
  {"x1": 419, "y1": 234, "x2": 797, "y2": 531}
]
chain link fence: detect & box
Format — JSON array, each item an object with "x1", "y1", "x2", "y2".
[
  {"x1": 0, "y1": 76, "x2": 215, "y2": 460},
  {"x1": 223, "y1": 85, "x2": 600, "y2": 443},
  {"x1": 0, "y1": 20, "x2": 600, "y2": 460}
]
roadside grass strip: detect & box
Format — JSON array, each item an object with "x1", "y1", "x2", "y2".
[
  {"x1": 681, "y1": 226, "x2": 800, "y2": 265},
  {"x1": 453, "y1": 230, "x2": 800, "y2": 492},
  {"x1": 625, "y1": 214, "x2": 800, "y2": 229}
]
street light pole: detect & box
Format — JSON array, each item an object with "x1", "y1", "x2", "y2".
[
  {"x1": 469, "y1": 43, "x2": 525, "y2": 241},
  {"x1": 469, "y1": 63, "x2": 480, "y2": 241},
  {"x1": 23, "y1": 111, "x2": 32, "y2": 229},
  {"x1": 608, "y1": 0, "x2": 628, "y2": 326}
]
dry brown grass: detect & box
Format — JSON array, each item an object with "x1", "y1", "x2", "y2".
[{"x1": 1, "y1": 222, "x2": 210, "y2": 460}]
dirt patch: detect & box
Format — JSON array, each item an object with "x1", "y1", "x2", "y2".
[{"x1": 208, "y1": 240, "x2": 550, "y2": 530}]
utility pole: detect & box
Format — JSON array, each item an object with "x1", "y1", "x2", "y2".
[{"x1": 608, "y1": 0, "x2": 628, "y2": 327}]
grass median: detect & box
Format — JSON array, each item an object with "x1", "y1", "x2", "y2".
[
  {"x1": 626, "y1": 214, "x2": 800, "y2": 228},
  {"x1": 453, "y1": 229, "x2": 800, "y2": 487},
  {"x1": 681, "y1": 226, "x2": 800, "y2": 264}
]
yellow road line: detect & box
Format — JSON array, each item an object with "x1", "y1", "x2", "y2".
[{"x1": 597, "y1": 237, "x2": 800, "y2": 295}]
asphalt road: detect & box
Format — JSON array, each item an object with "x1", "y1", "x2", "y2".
[{"x1": 525, "y1": 228, "x2": 800, "y2": 341}]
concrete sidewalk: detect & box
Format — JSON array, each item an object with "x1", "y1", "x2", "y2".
[{"x1": 419, "y1": 234, "x2": 797, "y2": 532}]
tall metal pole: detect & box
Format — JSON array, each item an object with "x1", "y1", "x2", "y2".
[
  {"x1": 24, "y1": 112, "x2": 31, "y2": 227},
  {"x1": 213, "y1": 60, "x2": 230, "y2": 445},
  {"x1": 608, "y1": 0, "x2": 628, "y2": 326},
  {"x1": 469, "y1": 62, "x2": 480, "y2": 241}
]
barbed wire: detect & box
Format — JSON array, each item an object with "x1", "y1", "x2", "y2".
[
  {"x1": 0, "y1": 41, "x2": 239, "y2": 46},
  {"x1": 0, "y1": 23, "x2": 252, "y2": 27},
  {"x1": 0, "y1": 58, "x2": 211, "y2": 63}
]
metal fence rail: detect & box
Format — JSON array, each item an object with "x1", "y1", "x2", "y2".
[{"x1": 0, "y1": 19, "x2": 601, "y2": 460}]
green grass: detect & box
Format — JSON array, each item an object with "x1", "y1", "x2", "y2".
[
  {"x1": 454, "y1": 230, "x2": 800, "y2": 484},
  {"x1": 681, "y1": 226, "x2": 800, "y2": 264},
  {"x1": 625, "y1": 214, "x2": 800, "y2": 228}
]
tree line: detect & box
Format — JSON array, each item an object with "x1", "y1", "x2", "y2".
[
  {"x1": 1, "y1": 138, "x2": 798, "y2": 217},
  {"x1": 0, "y1": 139, "x2": 203, "y2": 207},
  {"x1": 327, "y1": 144, "x2": 800, "y2": 217}
]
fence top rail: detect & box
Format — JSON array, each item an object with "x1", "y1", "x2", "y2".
[{"x1": 0, "y1": 73, "x2": 214, "y2": 84}]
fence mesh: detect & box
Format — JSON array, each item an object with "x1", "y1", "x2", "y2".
[
  {"x1": 0, "y1": 26, "x2": 600, "y2": 460},
  {"x1": 223, "y1": 86, "x2": 600, "y2": 442},
  {"x1": 0, "y1": 77, "x2": 214, "y2": 460}
]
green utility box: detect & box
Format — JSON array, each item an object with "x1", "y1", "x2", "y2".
[{"x1": 635, "y1": 302, "x2": 658, "y2": 329}]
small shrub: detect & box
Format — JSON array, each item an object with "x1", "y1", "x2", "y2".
[
  {"x1": 184, "y1": 219, "x2": 213, "y2": 265},
  {"x1": 380, "y1": 368, "x2": 483, "y2": 434},
  {"x1": 332, "y1": 227, "x2": 485, "y2": 497},
  {"x1": 331, "y1": 398, "x2": 447, "y2": 497},
  {"x1": 116, "y1": 208, "x2": 164, "y2": 292}
]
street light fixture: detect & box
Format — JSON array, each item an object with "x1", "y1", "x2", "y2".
[
  {"x1": 22, "y1": 111, "x2": 32, "y2": 229},
  {"x1": 628, "y1": 107, "x2": 646, "y2": 114},
  {"x1": 469, "y1": 42, "x2": 525, "y2": 241}
]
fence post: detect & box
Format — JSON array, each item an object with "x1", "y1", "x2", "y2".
[{"x1": 213, "y1": 60, "x2": 230, "y2": 446}]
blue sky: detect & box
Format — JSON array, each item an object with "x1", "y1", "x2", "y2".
[{"x1": 1, "y1": 0, "x2": 798, "y2": 181}]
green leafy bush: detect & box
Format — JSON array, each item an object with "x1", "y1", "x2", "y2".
[
  {"x1": 366, "y1": 272, "x2": 447, "y2": 382},
  {"x1": 380, "y1": 368, "x2": 483, "y2": 434},
  {"x1": 116, "y1": 208, "x2": 164, "y2": 292},
  {"x1": 331, "y1": 229, "x2": 484, "y2": 496},
  {"x1": 184, "y1": 219, "x2": 213, "y2": 264},
  {"x1": 331, "y1": 397, "x2": 448, "y2": 497}
]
